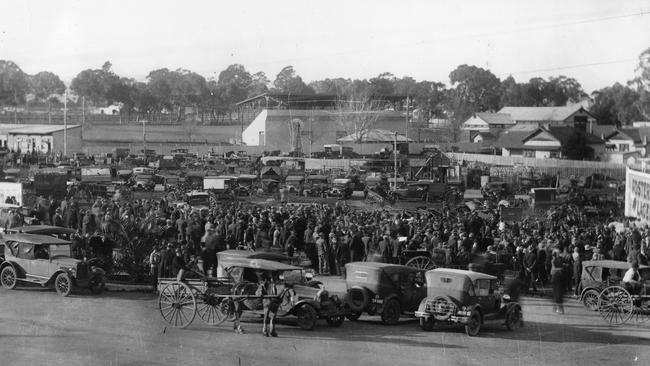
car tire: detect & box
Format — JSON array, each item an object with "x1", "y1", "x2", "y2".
[
  {"x1": 381, "y1": 299, "x2": 401, "y2": 325},
  {"x1": 464, "y1": 309, "x2": 481, "y2": 336},
  {"x1": 505, "y1": 306, "x2": 523, "y2": 331},
  {"x1": 346, "y1": 311, "x2": 362, "y2": 321},
  {"x1": 419, "y1": 317, "x2": 435, "y2": 331},
  {"x1": 325, "y1": 315, "x2": 344, "y2": 327},
  {"x1": 1, "y1": 266, "x2": 18, "y2": 290},
  {"x1": 296, "y1": 304, "x2": 318, "y2": 330},
  {"x1": 55, "y1": 273, "x2": 73, "y2": 297},
  {"x1": 89, "y1": 275, "x2": 105, "y2": 295},
  {"x1": 347, "y1": 287, "x2": 369, "y2": 313}
]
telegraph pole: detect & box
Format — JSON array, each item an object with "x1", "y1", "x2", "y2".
[
  {"x1": 393, "y1": 131, "x2": 398, "y2": 192},
  {"x1": 405, "y1": 96, "x2": 409, "y2": 145},
  {"x1": 63, "y1": 89, "x2": 68, "y2": 157},
  {"x1": 142, "y1": 119, "x2": 146, "y2": 154},
  {"x1": 82, "y1": 96, "x2": 85, "y2": 126}
]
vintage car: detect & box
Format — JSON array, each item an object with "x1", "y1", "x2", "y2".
[
  {"x1": 329, "y1": 178, "x2": 354, "y2": 199},
  {"x1": 579, "y1": 260, "x2": 650, "y2": 311},
  {"x1": 234, "y1": 174, "x2": 258, "y2": 196},
  {"x1": 0, "y1": 233, "x2": 106, "y2": 296},
  {"x1": 344, "y1": 262, "x2": 427, "y2": 325},
  {"x1": 391, "y1": 180, "x2": 451, "y2": 202},
  {"x1": 6, "y1": 225, "x2": 76, "y2": 239},
  {"x1": 284, "y1": 176, "x2": 305, "y2": 194},
  {"x1": 414, "y1": 268, "x2": 522, "y2": 336},
  {"x1": 480, "y1": 181, "x2": 512, "y2": 199},
  {"x1": 220, "y1": 256, "x2": 347, "y2": 329},
  {"x1": 185, "y1": 191, "x2": 211, "y2": 213},
  {"x1": 303, "y1": 175, "x2": 329, "y2": 197}
]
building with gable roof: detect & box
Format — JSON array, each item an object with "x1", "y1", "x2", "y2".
[{"x1": 497, "y1": 105, "x2": 596, "y2": 130}]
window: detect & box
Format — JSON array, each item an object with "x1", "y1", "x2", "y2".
[
  {"x1": 17, "y1": 243, "x2": 35, "y2": 260},
  {"x1": 620, "y1": 144, "x2": 629, "y2": 152},
  {"x1": 523, "y1": 150, "x2": 535, "y2": 158},
  {"x1": 475, "y1": 279, "x2": 490, "y2": 296}
]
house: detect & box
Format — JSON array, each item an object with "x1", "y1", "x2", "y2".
[
  {"x1": 497, "y1": 126, "x2": 603, "y2": 159},
  {"x1": 469, "y1": 131, "x2": 497, "y2": 143},
  {"x1": 3, "y1": 124, "x2": 82, "y2": 154},
  {"x1": 92, "y1": 104, "x2": 122, "y2": 115},
  {"x1": 498, "y1": 105, "x2": 596, "y2": 130},
  {"x1": 337, "y1": 129, "x2": 413, "y2": 155},
  {"x1": 461, "y1": 113, "x2": 515, "y2": 132}
]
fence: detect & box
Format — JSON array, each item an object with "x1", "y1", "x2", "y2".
[{"x1": 448, "y1": 152, "x2": 627, "y2": 180}]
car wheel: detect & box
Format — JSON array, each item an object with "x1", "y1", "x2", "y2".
[
  {"x1": 55, "y1": 273, "x2": 73, "y2": 297},
  {"x1": 347, "y1": 287, "x2": 368, "y2": 313},
  {"x1": 381, "y1": 299, "x2": 401, "y2": 325},
  {"x1": 464, "y1": 310, "x2": 481, "y2": 336},
  {"x1": 89, "y1": 275, "x2": 105, "y2": 295},
  {"x1": 420, "y1": 317, "x2": 435, "y2": 331},
  {"x1": 1, "y1": 266, "x2": 18, "y2": 290},
  {"x1": 296, "y1": 304, "x2": 318, "y2": 330},
  {"x1": 325, "y1": 315, "x2": 344, "y2": 327},
  {"x1": 346, "y1": 311, "x2": 362, "y2": 321},
  {"x1": 582, "y1": 289, "x2": 599, "y2": 311},
  {"x1": 505, "y1": 306, "x2": 523, "y2": 331}
]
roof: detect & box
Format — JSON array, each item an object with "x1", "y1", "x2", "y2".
[
  {"x1": 605, "y1": 128, "x2": 643, "y2": 143},
  {"x1": 236, "y1": 93, "x2": 408, "y2": 108},
  {"x1": 285, "y1": 175, "x2": 305, "y2": 181},
  {"x1": 236, "y1": 174, "x2": 258, "y2": 180},
  {"x1": 217, "y1": 249, "x2": 289, "y2": 263},
  {"x1": 337, "y1": 129, "x2": 413, "y2": 143},
  {"x1": 6, "y1": 125, "x2": 81, "y2": 135},
  {"x1": 428, "y1": 268, "x2": 497, "y2": 281},
  {"x1": 582, "y1": 260, "x2": 650, "y2": 270},
  {"x1": 216, "y1": 257, "x2": 301, "y2": 271},
  {"x1": 494, "y1": 130, "x2": 535, "y2": 149},
  {"x1": 1, "y1": 233, "x2": 71, "y2": 245},
  {"x1": 498, "y1": 105, "x2": 589, "y2": 122},
  {"x1": 345, "y1": 261, "x2": 424, "y2": 274},
  {"x1": 547, "y1": 126, "x2": 604, "y2": 145},
  {"x1": 7, "y1": 225, "x2": 76, "y2": 235},
  {"x1": 306, "y1": 175, "x2": 328, "y2": 180},
  {"x1": 476, "y1": 113, "x2": 515, "y2": 125}
]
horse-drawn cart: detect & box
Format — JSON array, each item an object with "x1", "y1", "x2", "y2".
[{"x1": 158, "y1": 256, "x2": 347, "y2": 329}]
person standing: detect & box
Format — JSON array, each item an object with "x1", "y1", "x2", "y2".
[
  {"x1": 524, "y1": 246, "x2": 538, "y2": 294},
  {"x1": 316, "y1": 232, "x2": 329, "y2": 275},
  {"x1": 550, "y1": 249, "x2": 565, "y2": 314},
  {"x1": 378, "y1": 235, "x2": 391, "y2": 263},
  {"x1": 149, "y1": 245, "x2": 161, "y2": 288},
  {"x1": 336, "y1": 233, "x2": 351, "y2": 278},
  {"x1": 572, "y1": 246, "x2": 583, "y2": 297}
]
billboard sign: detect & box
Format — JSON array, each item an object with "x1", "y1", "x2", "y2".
[{"x1": 625, "y1": 167, "x2": 650, "y2": 224}]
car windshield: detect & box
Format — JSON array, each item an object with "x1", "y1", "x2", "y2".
[{"x1": 49, "y1": 244, "x2": 71, "y2": 258}]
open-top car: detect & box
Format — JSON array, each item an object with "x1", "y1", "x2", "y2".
[
  {"x1": 414, "y1": 268, "x2": 522, "y2": 336},
  {"x1": 0, "y1": 233, "x2": 106, "y2": 296},
  {"x1": 344, "y1": 262, "x2": 427, "y2": 325}
]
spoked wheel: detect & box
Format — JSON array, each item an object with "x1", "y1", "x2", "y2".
[
  {"x1": 405, "y1": 256, "x2": 436, "y2": 271},
  {"x1": 1, "y1": 266, "x2": 18, "y2": 289},
  {"x1": 55, "y1": 273, "x2": 73, "y2": 297},
  {"x1": 465, "y1": 310, "x2": 481, "y2": 336},
  {"x1": 629, "y1": 301, "x2": 650, "y2": 323},
  {"x1": 597, "y1": 286, "x2": 633, "y2": 326},
  {"x1": 159, "y1": 282, "x2": 197, "y2": 328},
  {"x1": 195, "y1": 290, "x2": 229, "y2": 326},
  {"x1": 505, "y1": 306, "x2": 523, "y2": 331},
  {"x1": 581, "y1": 289, "x2": 599, "y2": 311}
]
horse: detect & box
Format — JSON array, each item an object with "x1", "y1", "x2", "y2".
[{"x1": 228, "y1": 273, "x2": 295, "y2": 336}]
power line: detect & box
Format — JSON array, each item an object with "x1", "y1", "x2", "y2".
[{"x1": 499, "y1": 58, "x2": 638, "y2": 77}]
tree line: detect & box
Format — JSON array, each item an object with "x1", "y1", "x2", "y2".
[{"x1": 0, "y1": 47, "x2": 648, "y2": 125}]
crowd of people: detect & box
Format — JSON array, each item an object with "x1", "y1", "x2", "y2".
[{"x1": 6, "y1": 181, "x2": 648, "y2": 314}]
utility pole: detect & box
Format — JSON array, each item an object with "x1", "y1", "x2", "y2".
[
  {"x1": 63, "y1": 89, "x2": 68, "y2": 157},
  {"x1": 82, "y1": 96, "x2": 85, "y2": 126},
  {"x1": 393, "y1": 131, "x2": 398, "y2": 192},
  {"x1": 405, "y1": 96, "x2": 409, "y2": 145},
  {"x1": 142, "y1": 119, "x2": 146, "y2": 154}
]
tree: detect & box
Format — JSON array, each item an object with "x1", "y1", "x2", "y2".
[
  {"x1": 412, "y1": 81, "x2": 447, "y2": 121},
  {"x1": 146, "y1": 68, "x2": 207, "y2": 122},
  {"x1": 562, "y1": 131, "x2": 593, "y2": 160},
  {"x1": 0, "y1": 60, "x2": 29, "y2": 106},
  {"x1": 71, "y1": 61, "x2": 121, "y2": 105},
  {"x1": 249, "y1": 71, "x2": 270, "y2": 96},
  {"x1": 272, "y1": 66, "x2": 314, "y2": 94},
  {"x1": 29, "y1": 71, "x2": 65, "y2": 102},
  {"x1": 590, "y1": 83, "x2": 642, "y2": 126},
  {"x1": 447, "y1": 65, "x2": 502, "y2": 140},
  {"x1": 336, "y1": 95, "x2": 382, "y2": 143},
  {"x1": 308, "y1": 78, "x2": 353, "y2": 95},
  {"x1": 368, "y1": 72, "x2": 396, "y2": 97},
  {"x1": 631, "y1": 47, "x2": 650, "y2": 120}
]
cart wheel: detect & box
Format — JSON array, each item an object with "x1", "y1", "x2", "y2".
[
  {"x1": 630, "y1": 302, "x2": 650, "y2": 323},
  {"x1": 405, "y1": 256, "x2": 436, "y2": 271},
  {"x1": 581, "y1": 289, "x2": 599, "y2": 311},
  {"x1": 159, "y1": 282, "x2": 197, "y2": 328},
  {"x1": 597, "y1": 286, "x2": 633, "y2": 326},
  {"x1": 195, "y1": 290, "x2": 228, "y2": 326}
]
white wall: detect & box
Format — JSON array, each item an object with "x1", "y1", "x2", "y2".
[
  {"x1": 461, "y1": 116, "x2": 489, "y2": 131},
  {"x1": 608, "y1": 138, "x2": 635, "y2": 152},
  {"x1": 242, "y1": 109, "x2": 267, "y2": 146}
]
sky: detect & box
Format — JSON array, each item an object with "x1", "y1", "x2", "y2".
[{"x1": 1, "y1": 0, "x2": 649, "y2": 93}]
